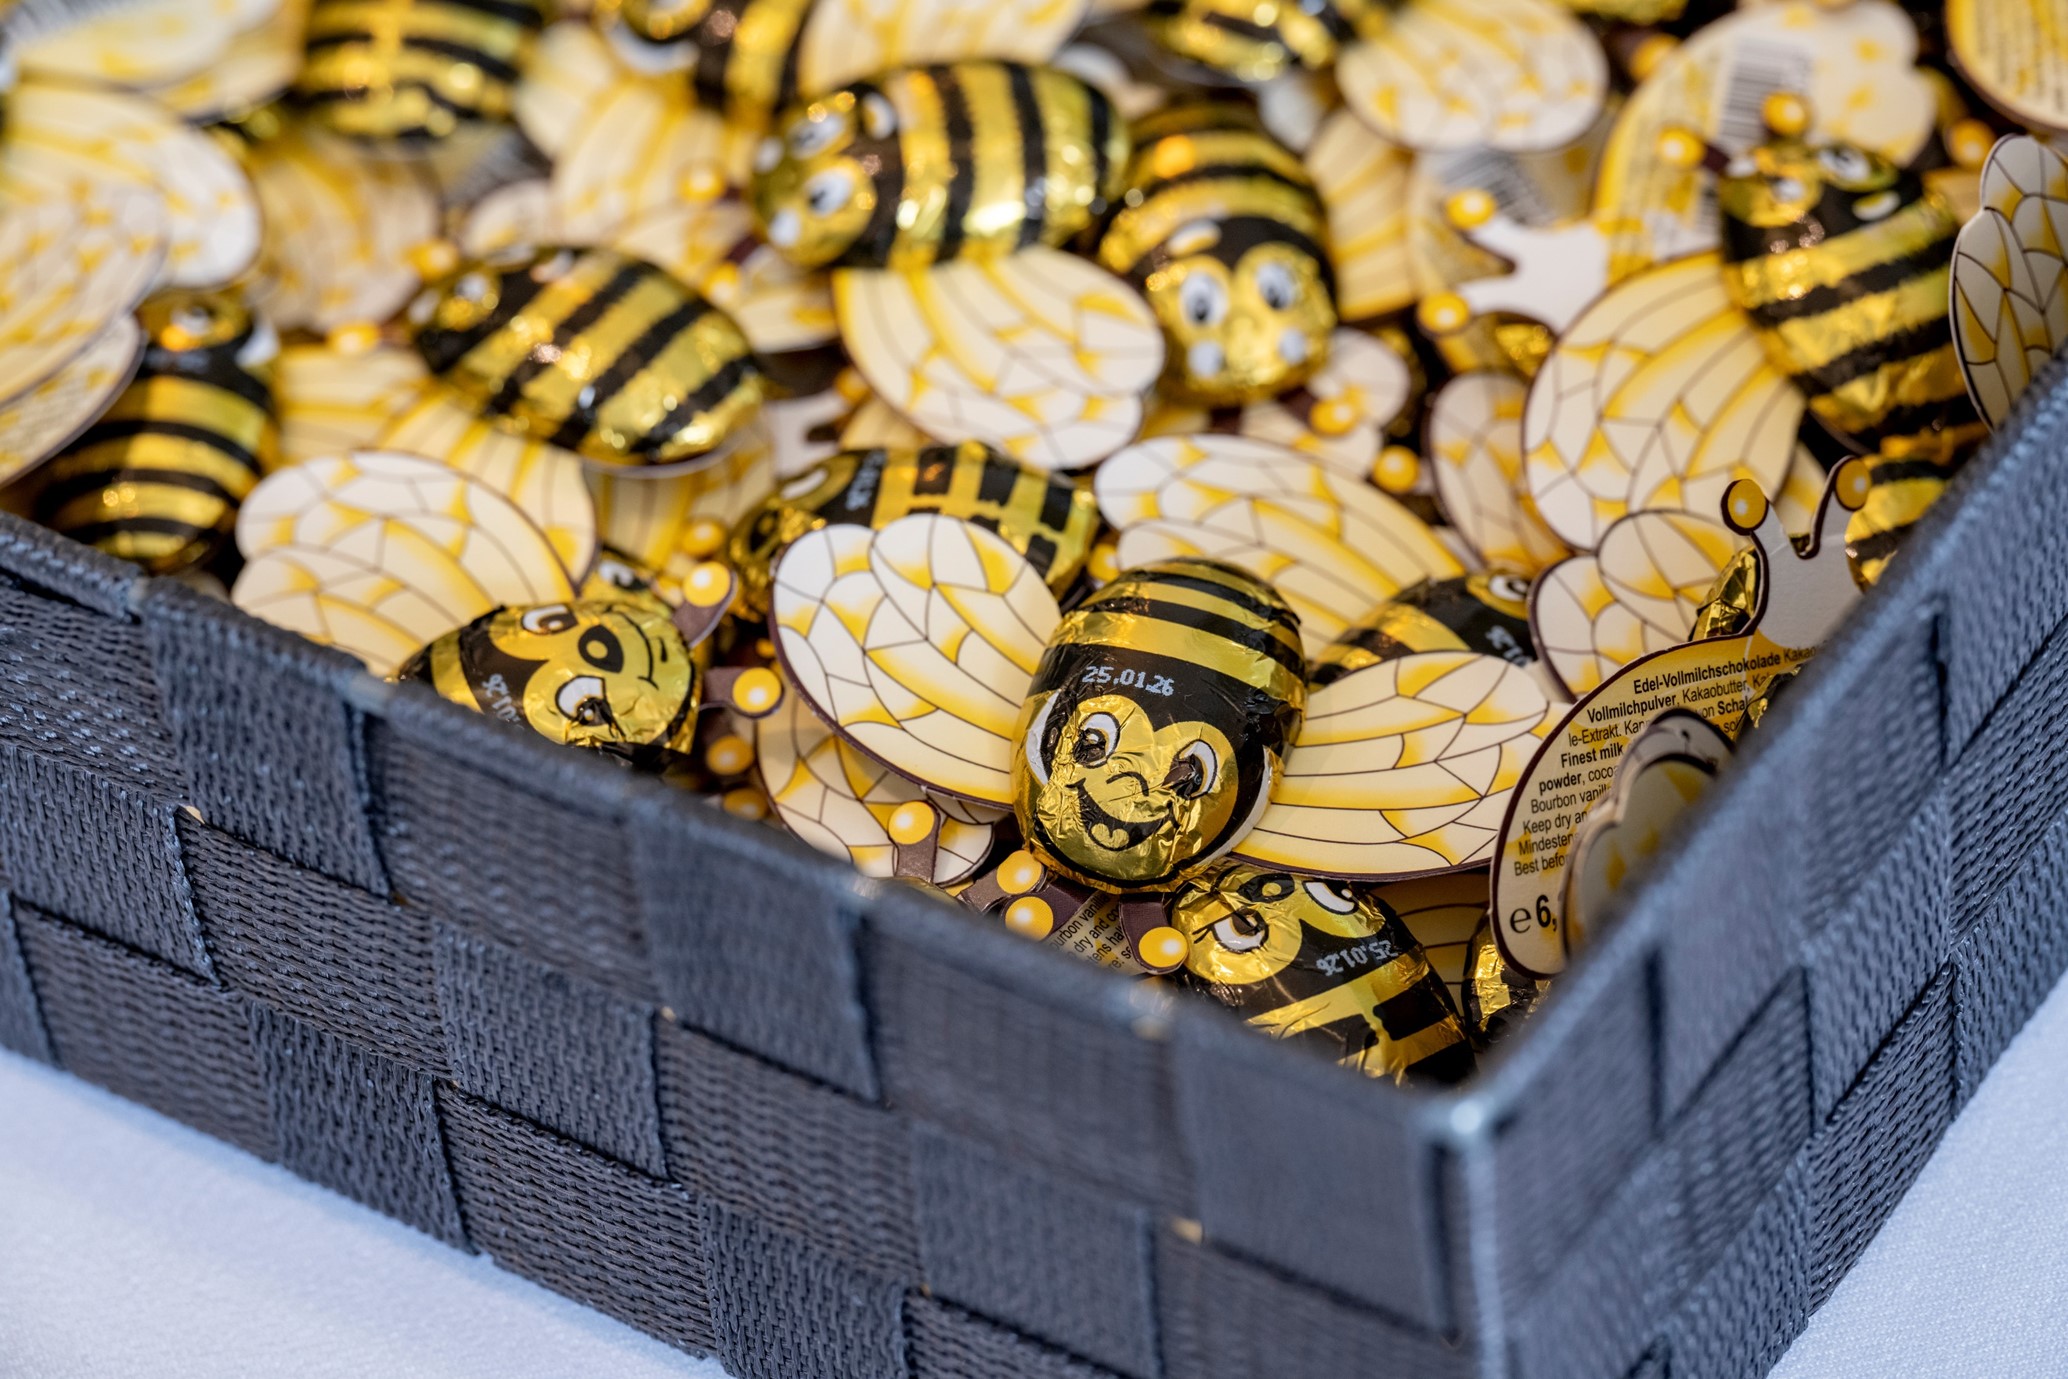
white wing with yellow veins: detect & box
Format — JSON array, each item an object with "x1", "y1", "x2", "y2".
[
  {"x1": 1335, "y1": 0, "x2": 1607, "y2": 154},
  {"x1": 379, "y1": 394, "x2": 600, "y2": 582},
  {"x1": 0, "y1": 189, "x2": 162, "y2": 412},
  {"x1": 4, "y1": 82, "x2": 259, "y2": 289},
  {"x1": 274, "y1": 342, "x2": 429, "y2": 468},
  {"x1": 514, "y1": 21, "x2": 626, "y2": 159},
  {"x1": 1523, "y1": 252, "x2": 1800, "y2": 550},
  {"x1": 588, "y1": 429, "x2": 777, "y2": 567},
  {"x1": 1427, "y1": 371, "x2": 1570, "y2": 576},
  {"x1": 0, "y1": 316, "x2": 143, "y2": 487},
  {"x1": 1094, "y1": 434, "x2": 1461, "y2": 657},
  {"x1": 549, "y1": 80, "x2": 729, "y2": 245},
  {"x1": 770, "y1": 512, "x2": 1057, "y2": 805},
  {"x1": 12, "y1": 0, "x2": 280, "y2": 89},
  {"x1": 796, "y1": 0, "x2": 1087, "y2": 96},
  {"x1": 757, "y1": 689, "x2": 998, "y2": 885},
  {"x1": 245, "y1": 125, "x2": 441, "y2": 334},
  {"x1": 233, "y1": 451, "x2": 574, "y2": 673},
  {"x1": 1305, "y1": 108, "x2": 1417, "y2": 324},
  {"x1": 836, "y1": 247, "x2": 1165, "y2": 473},
  {"x1": 1530, "y1": 509, "x2": 1741, "y2": 697},
  {"x1": 1236, "y1": 651, "x2": 1558, "y2": 879},
  {"x1": 1952, "y1": 135, "x2": 2068, "y2": 430}
]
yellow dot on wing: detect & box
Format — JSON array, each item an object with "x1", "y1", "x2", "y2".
[
  {"x1": 887, "y1": 800, "x2": 936, "y2": 846},
  {"x1": 1004, "y1": 895, "x2": 1054, "y2": 939},
  {"x1": 997, "y1": 849, "x2": 1046, "y2": 895},
  {"x1": 733, "y1": 666, "x2": 782, "y2": 714}
]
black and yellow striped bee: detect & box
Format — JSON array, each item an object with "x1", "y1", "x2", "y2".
[
  {"x1": 1143, "y1": 0, "x2": 1381, "y2": 83},
  {"x1": 408, "y1": 245, "x2": 767, "y2": 469},
  {"x1": 728, "y1": 440, "x2": 1099, "y2": 615},
  {"x1": 1312, "y1": 572, "x2": 1536, "y2": 687},
  {"x1": 1015, "y1": 557, "x2": 1307, "y2": 892},
  {"x1": 1715, "y1": 135, "x2": 1989, "y2": 575},
  {"x1": 33, "y1": 291, "x2": 278, "y2": 576},
  {"x1": 296, "y1": 0, "x2": 550, "y2": 146},
  {"x1": 1096, "y1": 103, "x2": 1338, "y2": 408},
  {"x1": 749, "y1": 60, "x2": 1127, "y2": 272},
  {"x1": 603, "y1": 0, "x2": 813, "y2": 140},
  {"x1": 1173, "y1": 860, "x2": 1476, "y2": 1085}
]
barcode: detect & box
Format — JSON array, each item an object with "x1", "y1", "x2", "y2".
[
  {"x1": 1713, "y1": 37, "x2": 1814, "y2": 154},
  {"x1": 1431, "y1": 148, "x2": 1555, "y2": 227}
]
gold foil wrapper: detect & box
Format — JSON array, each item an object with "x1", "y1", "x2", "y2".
[
  {"x1": 728, "y1": 442, "x2": 1098, "y2": 616},
  {"x1": 1462, "y1": 914, "x2": 1541, "y2": 1045},
  {"x1": 397, "y1": 598, "x2": 702, "y2": 764},
  {"x1": 1011, "y1": 560, "x2": 1306, "y2": 892},
  {"x1": 1313, "y1": 573, "x2": 1536, "y2": 686},
  {"x1": 1174, "y1": 861, "x2": 1475, "y2": 1085}
]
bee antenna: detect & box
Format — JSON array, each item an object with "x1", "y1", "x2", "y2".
[{"x1": 1655, "y1": 127, "x2": 1730, "y2": 176}]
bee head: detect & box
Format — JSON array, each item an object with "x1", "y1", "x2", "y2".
[
  {"x1": 1147, "y1": 222, "x2": 1337, "y2": 407},
  {"x1": 750, "y1": 88, "x2": 894, "y2": 269},
  {"x1": 1715, "y1": 136, "x2": 1928, "y2": 264},
  {"x1": 138, "y1": 289, "x2": 274, "y2": 374},
  {"x1": 475, "y1": 598, "x2": 702, "y2": 757},
  {"x1": 1176, "y1": 861, "x2": 1374, "y2": 987}
]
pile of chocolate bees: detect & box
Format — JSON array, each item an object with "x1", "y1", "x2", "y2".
[{"x1": 0, "y1": 0, "x2": 2058, "y2": 1083}]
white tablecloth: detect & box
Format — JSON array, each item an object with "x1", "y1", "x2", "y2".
[{"x1": 6, "y1": 970, "x2": 2068, "y2": 1379}]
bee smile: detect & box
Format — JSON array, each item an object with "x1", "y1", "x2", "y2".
[{"x1": 1071, "y1": 782, "x2": 1168, "y2": 852}]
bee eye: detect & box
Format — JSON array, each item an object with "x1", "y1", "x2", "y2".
[
  {"x1": 578, "y1": 625, "x2": 625, "y2": 672},
  {"x1": 555, "y1": 674, "x2": 612, "y2": 727},
  {"x1": 1167, "y1": 739, "x2": 1219, "y2": 799},
  {"x1": 1256, "y1": 260, "x2": 1297, "y2": 311},
  {"x1": 789, "y1": 112, "x2": 846, "y2": 157},
  {"x1": 520, "y1": 603, "x2": 577, "y2": 635},
  {"x1": 1302, "y1": 879, "x2": 1358, "y2": 915},
  {"x1": 1244, "y1": 872, "x2": 1294, "y2": 903},
  {"x1": 805, "y1": 167, "x2": 855, "y2": 217},
  {"x1": 1818, "y1": 146, "x2": 1872, "y2": 183},
  {"x1": 1180, "y1": 271, "x2": 1227, "y2": 327},
  {"x1": 1073, "y1": 710, "x2": 1119, "y2": 766}
]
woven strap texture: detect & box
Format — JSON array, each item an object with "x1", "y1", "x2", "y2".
[{"x1": 5, "y1": 362, "x2": 2068, "y2": 1379}]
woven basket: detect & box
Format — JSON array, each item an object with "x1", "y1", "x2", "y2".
[{"x1": 5, "y1": 366, "x2": 2068, "y2": 1379}]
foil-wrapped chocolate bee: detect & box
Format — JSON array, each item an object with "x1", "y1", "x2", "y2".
[
  {"x1": 407, "y1": 244, "x2": 767, "y2": 469},
  {"x1": 1311, "y1": 571, "x2": 1536, "y2": 686},
  {"x1": 1174, "y1": 860, "x2": 1475, "y2": 1085},
  {"x1": 296, "y1": 0, "x2": 550, "y2": 146},
  {"x1": 727, "y1": 440, "x2": 1099, "y2": 616},
  {"x1": 770, "y1": 510, "x2": 1558, "y2": 969},
  {"x1": 32, "y1": 290, "x2": 279, "y2": 576},
  {"x1": 1096, "y1": 103, "x2": 1337, "y2": 407},
  {"x1": 749, "y1": 60, "x2": 1127, "y2": 271},
  {"x1": 397, "y1": 589, "x2": 732, "y2": 767}
]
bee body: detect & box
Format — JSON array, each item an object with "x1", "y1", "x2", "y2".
[
  {"x1": 296, "y1": 0, "x2": 549, "y2": 145},
  {"x1": 1014, "y1": 558, "x2": 1306, "y2": 892},
  {"x1": 1719, "y1": 142, "x2": 1987, "y2": 466},
  {"x1": 751, "y1": 61, "x2": 1127, "y2": 272},
  {"x1": 35, "y1": 292, "x2": 277, "y2": 576},
  {"x1": 410, "y1": 246, "x2": 765, "y2": 468},
  {"x1": 1312, "y1": 572, "x2": 1535, "y2": 686},
  {"x1": 1097, "y1": 104, "x2": 1337, "y2": 406},
  {"x1": 1175, "y1": 860, "x2": 1475, "y2": 1085},
  {"x1": 610, "y1": 0, "x2": 815, "y2": 138},
  {"x1": 1141, "y1": 0, "x2": 1383, "y2": 83},
  {"x1": 730, "y1": 440, "x2": 1099, "y2": 614}
]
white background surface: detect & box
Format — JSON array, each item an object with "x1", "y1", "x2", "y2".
[{"x1": 5, "y1": 974, "x2": 2068, "y2": 1378}]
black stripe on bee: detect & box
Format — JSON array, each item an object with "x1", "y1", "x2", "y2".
[
  {"x1": 1146, "y1": 568, "x2": 1297, "y2": 624},
  {"x1": 70, "y1": 419, "x2": 263, "y2": 476},
  {"x1": 1847, "y1": 526, "x2": 1905, "y2": 567},
  {"x1": 1746, "y1": 234, "x2": 1957, "y2": 326},
  {"x1": 675, "y1": 353, "x2": 756, "y2": 428},
  {"x1": 1037, "y1": 478, "x2": 1078, "y2": 531},
  {"x1": 932, "y1": 65, "x2": 978, "y2": 264},
  {"x1": 416, "y1": 269, "x2": 552, "y2": 374},
  {"x1": 1214, "y1": 215, "x2": 1335, "y2": 294},
  {"x1": 1088, "y1": 89, "x2": 1114, "y2": 210},
  {"x1": 1865, "y1": 456, "x2": 1962, "y2": 486},
  {"x1": 483, "y1": 261, "x2": 648, "y2": 420},
  {"x1": 847, "y1": 78, "x2": 906, "y2": 265},
  {"x1": 39, "y1": 459, "x2": 245, "y2": 512},
  {"x1": 1855, "y1": 398, "x2": 1983, "y2": 452},
  {"x1": 301, "y1": 32, "x2": 522, "y2": 86},
  {"x1": 1372, "y1": 983, "x2": 1473, "y2": 1081},
  {"x1": 1787, "y1": 319, "x2": 1954, "y2": 397},
  {"x1": 542, "y1": 295, "x2": 715, "y2": 451},
  {"x1": 1136, "y1": 162, "x2": 1316, "y2": 203},
  {"x1": 1008, "y1": 64, "x2": 1048, "y2": 249},
  {"x1": 438, "y1": 0, "x2": 542, "y2": 21},
  {"x1": 976, "y1": 456, "x2": 1019, "y2": 505},
  {"x1": 1092, "y1": 594, "x2": 1306, "y2": 674}
]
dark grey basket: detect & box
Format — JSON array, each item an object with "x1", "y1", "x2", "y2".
[{"x1": 5, "y1": 365, "x2": 2067, "y2": 1379}]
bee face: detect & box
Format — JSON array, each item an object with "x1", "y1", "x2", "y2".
[
  {"x1": 1717, "y1": 139, "x2": 1907, "y2": 237},
  {"x1": 1180, "y1": 864, "x2": 1370, "y2": 986},
  {"x1": 1024, "y1": 690, "x2": 1242, "y2": 888},
  {"x1": 486, "y1": 599, "x2": 698, "y2": 753},
  {"x1": 751, "y1": 92, "x2": 886, "y2": 270},
  {"x1": 1150, "y1": 238, "x2": 1336, "y2": 406}
]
